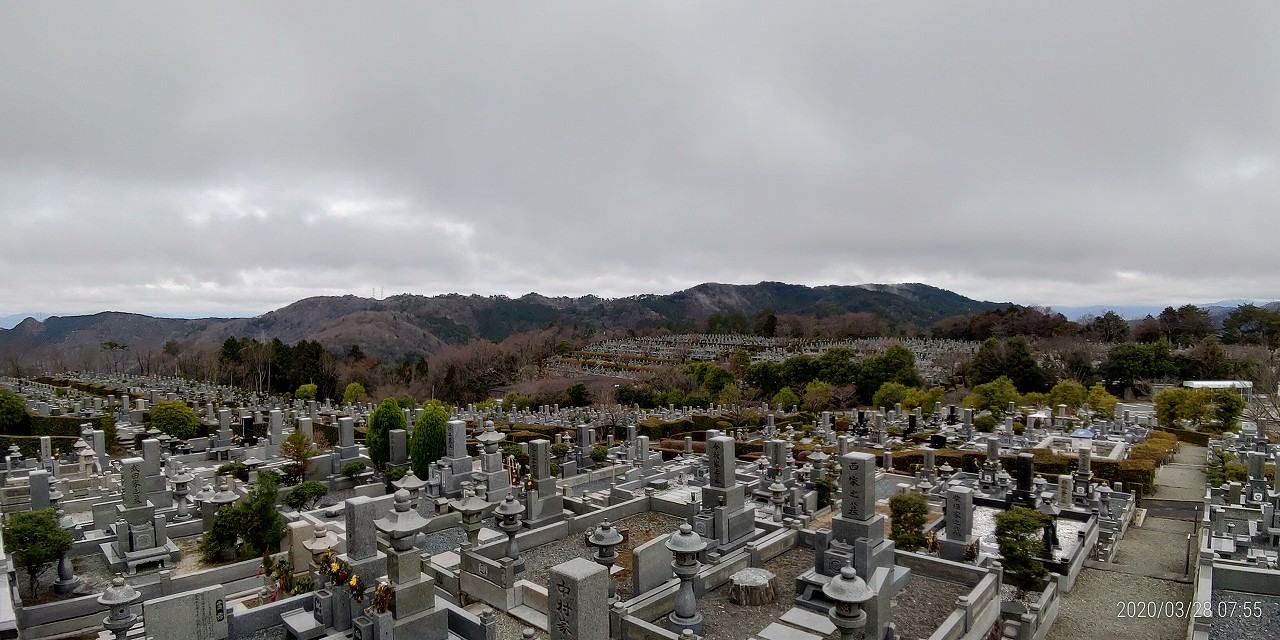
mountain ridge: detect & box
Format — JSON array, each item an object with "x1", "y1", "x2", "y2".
[{"x1": 0, "y1": 282, "x2": 1005, "y2": 365}]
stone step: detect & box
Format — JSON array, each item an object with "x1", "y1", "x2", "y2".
[
  {"x1": 509, "y1": 604, "x2": 547, "y2": 631},
  {"x1": 780, "y1": 607, "x2": 837, "y2": 636},
  {"x1": 756, "y1": 622, "x2": 823, "y2": 640}
]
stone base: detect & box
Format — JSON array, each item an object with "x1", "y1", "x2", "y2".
[
  {"x1": 393, "y1": 606, "x2": 447, "y2": 640},
  {"x1": 831, "y1": 514, "x2": 885, "y2": 545},
  {"x1": 939, "y1": 535, "x2": 975, "y2": 562},
  {"x1": 792, "y1": 568, "x2": 834, "y2": 613},
  {"x1": 54, "y1": 576, "x2": 81, "y2": 594},
  {"x1": 668, "y1": 611, "x2": 704, "y2": 636},
  {"x1": 99, "y1": 540, "x2": 180, "y2": 575}
]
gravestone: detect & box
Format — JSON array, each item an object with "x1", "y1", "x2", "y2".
[
  {"x1": 28, "y1": 469, "x2": 51, "y2": 510},
  {"x1": 389, "y1": 429, "x2": 408, "y2": 466},
  {"x1": 339, "y1": 417, "x2": 356, "y2": 448},
  {"x1": 122, "y1": 457, "x2": 145, "y2": 509},
  {"x1": 939, "y1": 486, "x2": 974, "y2": 562},
  {"x1": 144, "y1": 585, "x2": 228, "y2": 640},
  {"x1": 707, "y1": 436, "x2": 734, "y2": 489},
  {"x1": 839, "y1": 452, "x2": 876, "y2": 523},
  {"x1": 548, "y1": 558, "x2": 609, "y2": 640},
  {"x1": 629, "y1": 535, "x2": 674, "y2": 596},
  {"x1": 525, "y1": 439, "x2": 564, "y2": 529}
]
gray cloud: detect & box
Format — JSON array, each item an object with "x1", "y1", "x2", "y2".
[{"x1": 2, "y1": 2, "x2": 1278, "y2": 318}]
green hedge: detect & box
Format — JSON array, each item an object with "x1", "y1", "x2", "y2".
[
  {"x1": 32, "y1": 376, "x2": 122, "y2": 398},
  {"x1": 880, "y1": 446, "x2": 1158, "y2": 497},
  {"x1": 1154, "y1": 427, "x2": 1211, "y2": 447},
  {"x1": 0, "y1": 434, "x2": 81, "y2": 459},
  {"x1": 1026, "y1": 449, "x2": 1156, "y2": 495},
  {"x1": 14, "y1": 415, "x2": 116, "y2": 450}
]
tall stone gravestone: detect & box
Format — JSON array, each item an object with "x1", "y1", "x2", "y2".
[
  {"x1": 432, "y1": 419, "x2": 474, "y2": 497},
  {"x1": 524, "y1": 439, "x2": 564, "y2": 529},
  {"x1": 1072, "y1": 447, "x2": 1092, "y2": 507},
  {"x1": 338, "y1": 496, "x2": 387, "y2": 629},
  {"x1": 548, "y1": 558, "x2": 609, "y2": 640},
  {"x1": 798, "y1": 451, "x2": 910, "y2": 637},
  {"x1": 939, "y1": 486, "x2": 974, "y2": 561},
  {"x1": 102, "y1": 458, "x2": 178, "y2": 574},
  {"x1": 695, "y1": 436, "x2": 756, "y2": 552}
]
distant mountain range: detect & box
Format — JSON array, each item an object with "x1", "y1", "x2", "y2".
[
  {"x1": 0, "y1": 282, "x2": 1002, "y2": 364},
  {"x1": 1054, "y1": 300, "x2": 1280, "y2": 322}
]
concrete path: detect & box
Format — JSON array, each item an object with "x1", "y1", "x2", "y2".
[{"x1": 1048, "y1": 445, "x2": 1205, "y2": 640}]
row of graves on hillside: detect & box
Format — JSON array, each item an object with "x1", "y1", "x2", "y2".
[
  {"x1": 1192, "y1": 421, "x2": 1280, "y2": 640},
  {"x1": 0, "y1": 375, "x2": 1151, "y2": 640},
  {"x1": 547, "y1": 335, "x2": 980, "y2": 386}
]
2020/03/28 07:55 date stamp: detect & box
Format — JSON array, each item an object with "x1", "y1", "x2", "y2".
[{"x1": 1115, "y1": 600, "x2": 1270, "y2": 618}]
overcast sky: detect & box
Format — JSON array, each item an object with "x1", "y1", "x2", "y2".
[{"x1": 2, "y1": 2, "x2": 1277, "y2": 319}]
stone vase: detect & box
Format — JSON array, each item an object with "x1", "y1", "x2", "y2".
[{"x1": 370, "y1": 610, "x2": 394, "y2": 640}]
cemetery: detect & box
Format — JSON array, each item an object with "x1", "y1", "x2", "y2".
[
  {"x1": 1190, "y1": 422, "x2": 1280, "y2": 640},
  {"x1": 0, "y1": 371, "x2": 1254, "y2": 640}
]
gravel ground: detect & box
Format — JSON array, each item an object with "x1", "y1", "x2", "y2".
[
  {"x1": 699, "y1": 548, "x2": 811, "y2": 640},
  {"x1": 420, "y1": 527, "x2": 468, "y2": 555},
  {"x1": 496, "y1": 609, "x2": 546, "y2": 639},
  {"x1": 1209, "y1": 590, "x2": 1280, "y2": 640},
  {"x1": 1047, "y1": 569, "x2": 1191, "y2": 640},
  {"x1": 523, "y1": 511, "x2": 686, "y2": 599},
  {"x1": 893, "y1": 576, "x2": 971, "y2": 640}
]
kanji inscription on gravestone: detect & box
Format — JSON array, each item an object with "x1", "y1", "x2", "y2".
[
  {"x1": 840, "y1": 452, "x2": 876, "y2": 521},
  {"x1": 708, "y1": 435, "x2": 734, "y2": 488},
  {"x1": 946, "y1": 486, "x2": 973, "y2": 540},
  {"x1": 122, "y1": 457, "x2": 145, "y2": 508}
]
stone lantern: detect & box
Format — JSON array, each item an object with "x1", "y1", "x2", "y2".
[
  {"x1": 938, "y1": 463, "x2": 954, "y2": 481},
  {"x1": 98, "y1": 574, "x2": 140, "y2": 640},
  {"x1": 242, "y1": 456, "x2": 263, "y2": 484},
  {"x1": 823, "y1": 563, "x2": 874, "y2": 640},
  {"x1": 808, "y1": 446, "x2": 830, "y2": 482},
  {"x1": 170, "y1": 464, "x2": 195, "y2": 521},
  {"x1": 393, "y1": 471, "x2": 428, "y2": 508},
  {"x1": 1095, "y1": 484, "x2": 1113, "y2": 518},
  {"x1": 191, "y1": 481, "x2": 215, "y2": 514},
  {"x1": 375, "y1": 489, "x2": 430, "y2": 552},
  {"x1": 494, "y1": 494, "x2": 524, "y2": 563},
  {"x1": 797, "y1": 463, "x2": 813, "y2": 485},
  {"x1": 588, "y1": 520, "x2": 624, "y2": 600},
  {"x1": 449, "y1": 483, "x2": 494, "y2": 549},
  {"x1": 769, "y1": 481, "x2": 788, "y2": 523},
  {"x1": 666, "y1": 524, "x2": 707, "y2": 635},
  {"x1": 476, "y1": 420, "x2": 505, "y2": 454},
  {"x1": 302, "y1": 523, "x2": 339, "y2": 575},
  {"x1": 210, "y1": 475, "x2": 239, "y2": 508}
]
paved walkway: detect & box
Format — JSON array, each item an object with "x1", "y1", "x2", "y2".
[{"x1": 1048, "y1": 446, "x2": 1205, "y2": 640}]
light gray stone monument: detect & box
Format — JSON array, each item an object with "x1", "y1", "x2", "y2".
[
  {"x1": 548, "y1": 558, "x2": 609, "y2": 640},
  {"x1": 143, "y1": 585, "x2": 228, "y2": 640}
]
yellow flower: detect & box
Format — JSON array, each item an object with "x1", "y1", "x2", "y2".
[{"x1": 349, "y1": 577, "x2": 358, "y2": 588}]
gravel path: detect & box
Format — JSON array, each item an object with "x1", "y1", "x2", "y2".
[
  {"x1": 1112, "y1": 517, "x2": 1194, "y2": 576},
  {"x1": 1047, "y1": 569, "x2": 1191, "y2": 640},
  {"x1": 1047, "y1": 446, "x2": 1203, "y2": 640}
]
